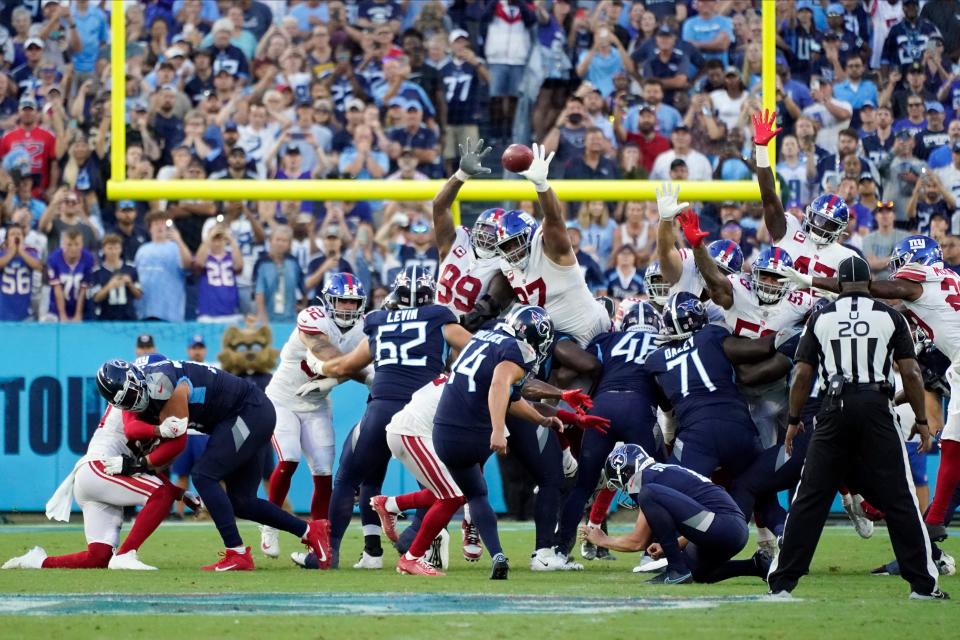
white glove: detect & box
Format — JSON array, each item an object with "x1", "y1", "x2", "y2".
[
  {"x1": 781, "y1": 266, "x2": 813, "y2": 289},
  {"x1": 362, "y1": 366, "x2": 375, "y2": 388},
  {"x1": 102, "y1": 456, "x2": 124, "y2": 475},
  {"x1": 518, "y1": 142, "x2": 554, "y2": 192},
  {"x1": 304, "y1": 350, "x2": 327, "y2": 377},
  {"x1": 561, "y1": 447, "x2": 579, "y2": 478},
  {"x1": 655, "y1": 181, "x2": 689, "y2": 221},
  {"x1": 774, "y1": 326, "x2": 803, "y2": 350},
  {"x1": 296, "y1": 377, "x2": 339, "y2": 397},
  {"x1": 158, "y1": 416, "x2": 188, "y2": 438}
]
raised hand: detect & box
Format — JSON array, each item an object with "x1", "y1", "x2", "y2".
[
  {"x1": 752, "y1": 108, "x2": 783, "y2": 146},
  {"x1": 519, "y1": 142, "x2": 554, "y2": 192},
  {"x1": 561, "y1": 388, "x2": 593, "y2": 413},
  {"x1": 577, "y1": 414, "x2": 611, "y2": 434},
  {"x1": 677, "y1": 209, "x2": 708, "y2": 248},
  {"x1": 655, "y1": 181, "x2": 688, "y2": 221},
  {"x1": 456, "y1": 137, "x2": 493, "y2": 180},
  {"x1": 780, "y1": 266, "x2": 813, "y2": 289}
]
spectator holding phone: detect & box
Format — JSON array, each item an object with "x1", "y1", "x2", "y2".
[{"x1": 195, "y1": 223, "x2": 243, "y2": 323}]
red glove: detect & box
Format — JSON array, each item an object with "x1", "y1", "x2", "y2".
[
  {"x1": 577, "y1": 414, "x2": 611, "y2": 434},
  {"x1": 561, "y1": 388, "x2": 592, "y2": 414},
  {"x1": 752, "y1": 108, "x2": 783, "y2": 146},
  {"x1": 555, "y1": 409, "x2": 581, "y2": 427},
  {"x1": 677, "y1": 209, "x2": 708, "y2": 248}
]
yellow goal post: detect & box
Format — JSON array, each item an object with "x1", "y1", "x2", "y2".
[{"x1": 107, "y1": 2, "x2": 778, "y2": 215}]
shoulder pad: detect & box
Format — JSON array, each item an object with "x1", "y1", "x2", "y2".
[
  {"x1": 893, "y1": 265, "x2": 936, "y2": 283},
  {"x1": 297, "y1": 306, "x2": 330, "y2": 335}
]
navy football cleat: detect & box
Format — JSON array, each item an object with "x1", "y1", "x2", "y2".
[
  {"x1": 646, "y1": 568, "x2": 693, "y2": 585},
  {"x1": 490, "y1": 553, "x2": 509, "y2": 580}
]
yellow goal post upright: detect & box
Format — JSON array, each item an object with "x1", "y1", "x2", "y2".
[{"x1": 107, "y1": 2, "x2": 779, "y2": 217}]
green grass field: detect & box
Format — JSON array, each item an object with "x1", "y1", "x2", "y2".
[{"x1": 0, "y1": 519, "x2": 956, "y2": 639}]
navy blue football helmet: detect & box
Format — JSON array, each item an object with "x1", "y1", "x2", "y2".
[
  {"x1": 660, "y1": 291, "x2": 707, "y2": 341},
  {"x1": 707, "y1": 239, "x2": 744, "y2": 275},
  {"x1": 323, "y1": 272, "x2": 366, "y2": 327},
  {"x1": 643, "y1": 260, "x2": 670, "y2": 306},
  {"x1": 391, "y1": 265, "x2": 436, "y2": 308},
  {"x1": 472, "y1": 208, "x2": 505, "y2": 260},
  {"x1": 604, "y1": 443, "x2": 656, "y2": 509},
  {"x1": 804, "y1": 193, "x2": 850, "y2": 245},
  {"x1": 495, "y1": 209, "x2": 540, "y2": 270},
  {"x1": 752, "y1": 247, "x2": 794, "y2": 304},
  {"x1": 889, "y1": 234, "x2": 943, "y2": 274},
  {"x1": 616, "y1": 298, "x2": 662, "y2": 334},
  {"x1": 96, "y1": 359, "x2": 149, "y2": 412},
  {"x1": 500, "y1": 304, "x2": 554, "y2": 371}
]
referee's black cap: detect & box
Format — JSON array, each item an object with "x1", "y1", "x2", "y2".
[{"x1": 838, "y1": 255, "x2": 871, "y2": 284}]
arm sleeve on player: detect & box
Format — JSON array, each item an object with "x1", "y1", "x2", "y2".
[
  {"x1": 122, "y1": 411, "x2": 157, "y2": 440},
  {"x1": 146, "y1": 434, "x2": 188, "y2": 468}
]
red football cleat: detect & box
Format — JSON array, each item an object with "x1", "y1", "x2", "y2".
[
  {"x1": 397, "y1": 554, "x2": 444, "y2": 576},
  {"x1": 303, "y1": 519, "x2": 332, "y2": 570},
  {"x1": 370, "y1": 495, "x2": 399, "y2": 543},
  {"x1": 201, "y1": 547, "x2": 255, "y2": 572},
  {"x1": 461, "y1": 519, "x2": 483, "y2": 561}
]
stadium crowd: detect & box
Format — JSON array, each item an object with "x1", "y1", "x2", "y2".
[{"x1": 3, "y1": 0, "x2": 960, "y2": 325}]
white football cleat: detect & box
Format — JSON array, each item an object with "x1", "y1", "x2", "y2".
[
  {"x1": 424, "y1": 528, "x2": 450, "y2": 570},
  {"x1": 259, "y1": 525, "x2": 280, "y2": 558},
  {"x1": 556, "y1": 550, "x2": 584, "y2": 571},
  {"x1": 937, "y1": 551, "x2": 956, "y2": 576},
  {"x1": 290, "y1": 551, "x2": 309, "y2": 568},
  {"x1": 841, "y1": 493, "x2": 874, "y2": 539},
  {"x1": 529, "y1": 547, "x2": 567, "y2": 571},
  {"x1": 108, "y1": 550, "x2": 157, "y2": 570},
  {"x1": 561, "y1": 447, "x2": 578, "y2": 478},
  {"x1": 2, "y1": 546, "x2": 47, "y2": 569},
  {"x1": 352, "y1": 550, "x2": 383, "y2": 569},
  {"x1": 461, "y1": 519, "x2": 483, "y2": 562},
  {"x1": 633, "y1": 554, "x2": 668, "y2": 573}
]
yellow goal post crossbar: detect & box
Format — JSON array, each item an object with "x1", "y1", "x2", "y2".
[{"x1": 107, "y1": 2, "x2": 778, "y2": 211}]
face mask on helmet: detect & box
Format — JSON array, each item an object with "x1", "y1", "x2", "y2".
[
  {"x1": 97, "y1": 362, "x2": 149, "y2": 412},
  {"x1": 643, "y1": 267, "x2": 670, "y2": 306},
  {"x1": 326, "y1": 294, "x2": 365, "y2": 327},
  {"x1": 472, "y1": 218, "x2": 499, "y2": 260},
  {"x1": 804, "y1": 209, "x2": 846, "y2": 245},
  {"x1": 753, "y1": 267, "x2": 789, "y2": 303},
  {"x1": 497, "y1": 234, "x2": 532, "y2": 270}
]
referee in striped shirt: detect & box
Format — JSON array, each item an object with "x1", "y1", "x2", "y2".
[{"x1": 767, "y1": 255, "x2": 946, "y2": 600}]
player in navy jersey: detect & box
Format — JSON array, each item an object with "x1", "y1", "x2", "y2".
[
  {"x1": 433, "y1": 305, "x2": 564, "y2": 579},
  {"x1": 0, "y1": 224, "x2": 42, "y2": 321},
  {"x1": 94, "y1": 358, "x2": 331, "y2": 571},
  {"x1": 307, "y1": 266, "x2": 472, "y2": 568},
  {"x1": 582, "y1": 445, "x2": 769, "y2": 585},
  {"x1": 556, "y1": 299, "x2": 666, "y2": 559},
  {"x1": 645, "y1": 293, "x2": 767, "y2": 479}
]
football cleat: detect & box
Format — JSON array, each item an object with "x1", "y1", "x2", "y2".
[
  {"x1": 424, "y1": 528, "x2": 450, "y2": 571},
  {"x1": 937, "y1": 551, "x2": 956, "y2": 576},
  {"x1": 580, "y1": 540, "x2": 598, "y2": 561},
  {"x1": 926, "y1": 523, "x2": 948, "y2": 543},
  {"x1": 752, "y1": 548, "x2": 773, "y2": 581},
  {"x1": 397, "y1": 554, "x2": 444, "y2": 576},
  {"x1": 909, "y1": 589, "x2": 950, "y2": 601},
  {"x1": 369, "y1": 496, "x2": 399, "y2": 543},
  {"x1": 767, "y1": 590, "x2": 794, "y2": 600},
  {"x1": 303, "y1": 519, "x2": 332, "y2": 569},
  {"x1": 646, "y1": 568, "x2": 693, "y2": 584},
  {"x1": 595, "y1": 546, "x2": 616, "y2": 561},
  {"x1": 633, "y1": 555, "x2": 668, "y2": 574},
  {"x1": 259, "y1": 525, "x2": 280, "y2": 558},
  {"x1": 290, "y1": 551, "x2": 317, "y2": 569},
  {"x1": 201, "y1": 547, "x2": 254, "y2": 572},
  {"x1": 490, "y1": 553, "x2": 509, "y2": 580},
  {"x1": 462, "y1": 519, "x2": 483, "y2": 561},
  {"x1": 555, "y1": 550, "x2": 584, "y2": 571},
  {"x1": 2, "y1": 546, "x2": 46, "y2": 569},
  {"x1": 529, "y1": 547, "x2": 567, "y2": 571},
  {"x1": 353, "y1": 550, "x2": 383, "y2": 569},
  {"x1": 841, "y1": 493, "x2": 874, "y2": 539},
  {"x1": 108, "y1": 550, "x2": 157, "y2": 571}
]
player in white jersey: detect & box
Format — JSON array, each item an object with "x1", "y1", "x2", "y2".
[
  {"x1": 754, "y1": 110, "x2": 857, "y2": 280},
  {"x1": 3, "y1": 401, "x2": 190, "y2": 571},
  {"x1": 260, "y1": 273, "x2": 368, "y2": 558},
  {"x1": 432, "y1": 137, "x2": 513, "y2": 329},
  {"x1": 494, "y1": 144, "x2": 610, "y2": 348},
  {"x1": 798, "y1": 234, "x2": 960, "y2": 542}
]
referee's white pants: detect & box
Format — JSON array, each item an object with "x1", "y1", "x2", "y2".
[
  {"x1": 73, "y1": 461, "x2": 165, "y2": 547},
  {"x1": 386, "y1": 432, "x2": 463, "y2": 500},
  {"x1": 943, "y1": 357, "x2": 960, "y2": 443},
  {"x1": 270, "y1": 400, "x2": 335, "y2": 475}
]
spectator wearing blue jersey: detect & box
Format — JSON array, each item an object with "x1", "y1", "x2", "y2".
[
  {"x1": 681, "y1": 0, "x2": 734, "y2": 67},
  {"x1": 195, "y1": 223, "x2": 243, "y2": 323},
  {"x1": 0, "y1": 223, "x2": 42, "y2": 321},
  {"x1": 134, "y1": 211, "x2": 192, "y2": 322},
  {"x1": 288, "y1": 0, "x2": 329, "y2": 37},
  {"x1": 255, "y1": 224, "x2": 303, "y2": 324},
  {"x1": 89, "y1": 234, "x2": 141, "y2": 321},
  {"x1": 604, "y1": 245, "x2": 645, "y2": 301},
  {"x1": 45, "y1": 228, "x2": 94, "y2": 323},
  {"x1": 575, "y1": 24, "x2": 633, "y2": 98}
]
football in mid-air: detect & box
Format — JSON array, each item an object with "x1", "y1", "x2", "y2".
[{"x1": 501, "y1": 144, "x2": 533, "y2": 173}]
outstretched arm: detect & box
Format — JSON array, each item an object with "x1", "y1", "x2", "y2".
[
  {"x1": 735, "y1": 353, "x2": 793, "y2": 386},
  {"x1": 317, "y1": 339, "x2": 374, "y2": 378},
  {"x1": 785, "y1": 271, "x2": 923, "y2": 302},
  {"x1": 753, "y1": 109, "x2": 787, "y2": 242},
  {"x1": 433, "y1": 137, "x2": 492, "y2": 258},
  {"x1": 519, "y1": 143, "x2": 575, "y2": 265},
  {"x1": 679, "y1": 210, "x2": 733, "y2": 309},
  {"x1": 654, "y1": 182, "x2": 690, "y2": 284},
  {"x1": 723, "y1": 334, "x2": 775, "y2": 364}
]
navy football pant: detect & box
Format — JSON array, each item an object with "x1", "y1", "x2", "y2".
[
  {"x1": 635, "y1": 483, "x2": 748, "y2": 580},
  {"x1": 434, "y1": 426, "x2": 503, "y2": 558},
  {"x1": 669, "y1": 420, "x2": 762, "y2": 478},
  {"x1": 506, "y1": 415, "x2": 563, "y2": 551},
  {"x1": 191, "y1": 391, "x2": 307, "y2": 548},
  {"x1": 556, "y1": 391, "x2": 659, "y2": 554},
  {"x1": 329, "y1": 398, "x2": 405, "y2": 554}
]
